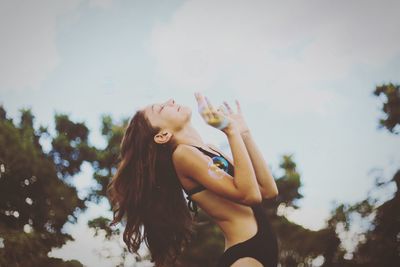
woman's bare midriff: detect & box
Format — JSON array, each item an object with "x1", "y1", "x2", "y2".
[
  {"x1": 190, "y1": 189, "x2": 259, "y2": 252},
  {"x1": 175, "y1": 144, "x2": 260, "y2": 252}
]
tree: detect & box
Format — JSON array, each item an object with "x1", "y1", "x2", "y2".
[
  {"x1": 265, "y1": 155, "x2": 340, "y2": 267},
  {"x1": 348, "y1": 83, "x2": 400, "y2": 266},
  {"x1": 373, "y1": 82, "x2": 400, "y2": 135},
  {"x1": 0, "y1": 106, "x2": 95, "y2": 267},
  {"x1": 325, "y1": 82, "x2": 400, "y2": 267}
]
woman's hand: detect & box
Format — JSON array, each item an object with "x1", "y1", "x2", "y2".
[
  {"x1": 218, "y1": 99, "x2": 251, "y2": 136},
  {"x1": 194, "y1": 92, "x2": 236, "y2": 133}
]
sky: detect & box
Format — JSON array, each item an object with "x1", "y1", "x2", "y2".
[{"x1": 1, "y1": 0, "x2": 399, "y2": 266}]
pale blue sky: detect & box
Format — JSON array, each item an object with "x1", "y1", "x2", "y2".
[{"x1": 1, "y1": 0, "x2": 399, "y2": 266}]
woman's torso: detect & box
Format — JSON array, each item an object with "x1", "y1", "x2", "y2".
[{"x1": 175, "y1": 144, "x2": 259, "y2": 252}]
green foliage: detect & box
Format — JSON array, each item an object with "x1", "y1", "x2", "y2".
[
  {"x1": 266, "y1": 155, "x2": 340, "y2": 266},
  {"x1": 88, "y1": 115, "x2": 126, "y2": 202},
  {"x1": 373, "y1": 82, "x2": 400, "y2": 134},
  {"x1": 346, "y1": 170, "x2": 399, "y2": 267},
  {"x1": 274, "y1": 215, "x2": 340, "y2": 266},
  {"x1": 45, "y1": 258, "x2": 84, "y2": 267},
  {"x1": 88, "y1": 216, "x2": 119, "y2": 239},
  {"x1": 178, "y1": 212, "x2": 225, "y2": 267},
  {"x1": 270, "y1": 154, "x2": 304, "y2": 211},
  {"x1": 50, "y1": 113, "x2": 98, "y2": 178},
  {"x1": 326, "y1": 82, "x2": 400, "y2": 267},
  {"x1": 0, "y1": 106, "x2": 90, "y2": 267}
]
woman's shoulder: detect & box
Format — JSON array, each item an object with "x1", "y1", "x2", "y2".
[
  {"x1": 172, "y1": 143, "x2": 197, "y2": 158},
  {"x1": 171, "y1": 144, "x2": 203, "y2": 169},
  {"x1": 206, "y1": 143, "x2": 233, "y2": 165}
]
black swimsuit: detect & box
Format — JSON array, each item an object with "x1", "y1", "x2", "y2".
[{"x1": 181, "y1": 145, "x2": 279, "y2": 267}]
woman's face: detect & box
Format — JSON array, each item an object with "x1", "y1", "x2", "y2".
[{"x1": 143, "y1": 98, "x2": 192, "y2": 132}]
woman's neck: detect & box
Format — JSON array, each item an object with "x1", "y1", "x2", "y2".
[{"x1": 174, "y1": 123, "x2": 207, "y2": 148}]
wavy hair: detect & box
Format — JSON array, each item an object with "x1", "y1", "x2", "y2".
[{"x1": 107, "y1": 110, "x2": 195, "y2": 266}]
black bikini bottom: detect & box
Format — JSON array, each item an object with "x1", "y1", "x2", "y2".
[{"x1": 216, "y1": 204, "x2": 278, "y2": 267}]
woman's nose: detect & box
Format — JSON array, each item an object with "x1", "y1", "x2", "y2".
[{"x1": 162, "y1": 99, "x2": 175, "y2": 108}]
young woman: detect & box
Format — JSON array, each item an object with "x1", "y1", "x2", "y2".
[{"x1": 107, "y1": 92, "x2": 279, "y2": 267}]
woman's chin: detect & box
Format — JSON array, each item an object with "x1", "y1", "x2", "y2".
[
  {"x1": 180, "y1": 105, "x2": 191, "y2": 113},
  {"x1": 181, "y1": 106, "x2": 192, "y2": 118}
]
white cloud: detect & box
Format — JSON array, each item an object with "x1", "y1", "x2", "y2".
[
  {"x1": 149, "y1": 0, "x2": 400, "y2": 115},
  {"x1": 0, "y1": 0, "x2": 82, "y2": 92}
]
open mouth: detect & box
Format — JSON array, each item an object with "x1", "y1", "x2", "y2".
[{"x1": 178, "y1": 105, "x2": 180, "y2": 111}]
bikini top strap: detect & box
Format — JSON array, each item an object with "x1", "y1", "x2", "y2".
[
  {"x1": 186, "y1": 184, "x2": 206, "y2": 196},
  {"x1": 188, "y1": 145, "x2": 222, "y2": 157}
]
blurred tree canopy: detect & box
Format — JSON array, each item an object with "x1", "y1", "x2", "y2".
[
  {"x1": 323, "y1": 83, "x2": 400, "y2": 267},
  {"x1": 1, "y1": 82, "x2": 398, "y2": 266},
  {"x1": 373, "y1": 82, "x2": 400, "y2": 135},
  {"x1": 0, "y1": 107, "x2": 96, "y2": 267}
]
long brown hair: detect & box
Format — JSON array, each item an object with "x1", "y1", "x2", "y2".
[{"x1": 107, "y1": 110, "x2": 195, "y2": 266}]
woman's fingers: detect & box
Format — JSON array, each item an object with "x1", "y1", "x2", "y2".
[
  {"x1": 218, "y1": 104, "x2": 228, "y2": 116},
  {"x1": 195, "y1": 92, "x2": 212, "y2": 120},
  {"x1": 223, "y1": 101, "x2": 234, "y2": 115},
  {"x1": 235, "y1": 99, "x2": 242, "y2": 114},
  {"x1": 195, "y1": 92, "x2": 207, "y2": 109},
  {"x1": 205, "y1": 96, "x2": 219, "y2": 119}
]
